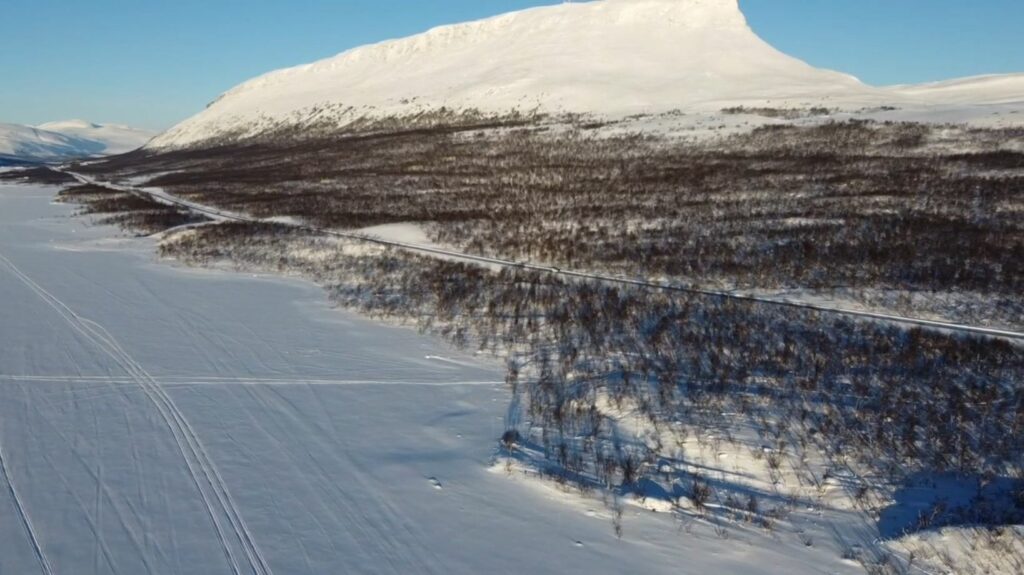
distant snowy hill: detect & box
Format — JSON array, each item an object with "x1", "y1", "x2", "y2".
[
  {"x1": 0, "y1": 123, "x2": 102, "y2": 163},
  {"x1": 0, "y1": 120, "x2": 153, "y2": 163},
  {"x1": 37, "y1": 120, "x2": 154, "y2": 155},
  {"x1": 887, "y1": 74, "x2": 1024, "y2": 106},
  {"x1": 150, "y1": 0, "x2": 1024, "y2": 149}
]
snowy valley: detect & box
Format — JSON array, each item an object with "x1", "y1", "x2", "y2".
[{"x1": 1, "y1": 0, "x2": 1022, "y2": 574}]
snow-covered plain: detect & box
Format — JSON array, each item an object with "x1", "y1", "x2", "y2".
[{"x1": 0, "y1": 183, "x2": 877, "y2": 573}]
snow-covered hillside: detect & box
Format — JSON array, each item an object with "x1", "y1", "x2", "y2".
[
  {"x1": 150, "y1": 0, "x2": 872, "y2": 147},
  {"x1": 0, "y1": 120, "x2": 153, "y2": 163},
  {"x1": 150, "y1": 0, "x2": 1024, "y2": 149}
]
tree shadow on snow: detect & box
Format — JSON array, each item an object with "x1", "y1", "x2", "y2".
[{"x1": 877, "y1": 471, "x2": 1024, "y2": 539}]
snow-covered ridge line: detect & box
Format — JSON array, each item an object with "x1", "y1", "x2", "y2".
[{"x1": 63, "y1": 170, "x2": 1024, "y2": 342}]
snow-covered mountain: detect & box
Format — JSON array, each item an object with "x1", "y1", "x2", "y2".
[
  {"x1": 150, "y1": 0, "x2": 1024, "y2": 149},
  {"x1": 0, "y1": 120, "x2": 153, "y2": 163}
]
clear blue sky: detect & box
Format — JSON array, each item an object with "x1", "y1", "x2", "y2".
[{"x1": 1, "y1": 0, "x2": 1022, "y2": 131}]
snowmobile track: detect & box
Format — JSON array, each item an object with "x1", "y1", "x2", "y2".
[{"x1": 0, "y1": 249, "x2": 273, "y2": 575}]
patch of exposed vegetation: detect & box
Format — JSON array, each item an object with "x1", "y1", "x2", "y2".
[
  {"x1": 82, "y1": 120, "x2": 1024, "y2": 328},
  {"x1": 721, "y1": 106, "x2": 834, "y2": 119},
  {"x1": 58, "y1": 183, "x2": 211, "y2": 235},
  {"x1": 0, "y1": 166, "x2": 78, "y2": 185}
]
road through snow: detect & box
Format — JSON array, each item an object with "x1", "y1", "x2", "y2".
[{"x1": 0, "y1": 183, "x2": 874, "y2": 574}]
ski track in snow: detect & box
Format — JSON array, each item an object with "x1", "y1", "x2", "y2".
[
  {"x1": 0, "y1": 375, "x2": 503, "y2": 386},
  {"x1": 0, "y1": 249, "x2": 272, "y2": 575},
  {"x1": 0, "y1": 438, "x2": 54, "y2": 575},
  {"x1": 0, "y1": 376, "x2": 505, "y2": 411}
]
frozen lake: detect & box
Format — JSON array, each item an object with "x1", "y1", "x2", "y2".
[{"x1": 0, "y1": 183, "x2": 857, "y2": 574}]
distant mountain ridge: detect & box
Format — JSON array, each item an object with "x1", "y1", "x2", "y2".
[
  {"x1": 150, "y1": 0, "x2": 1024, "y2": 149},
  {"x1": 0, "y1": 120, "x2": 154, "y2": 163}
]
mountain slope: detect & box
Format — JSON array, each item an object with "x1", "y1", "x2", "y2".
[
  {"x1": 0, "y1": 121, "x2": 153, "y2": 163},
  {"x1": 150, "y1": 0, "x2": 872, "y2": 148}
]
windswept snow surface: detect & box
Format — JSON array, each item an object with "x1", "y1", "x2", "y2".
[{"x1": 0, "y1": 183, "x2": 869, "y2": 573}]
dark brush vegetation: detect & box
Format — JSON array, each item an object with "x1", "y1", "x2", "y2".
[
  {"x1": 58, "y1": 183, "x2": 211, "y2": 235},
  {"x1": 0, "y1": 166, "x2": 78, "y2": 185},
  {"x1": 721, "y1": 106, "x2": 834, "y2": 119},
  {"x1": 77, "y1": 120, "x2": 1024, "y2": 327}
]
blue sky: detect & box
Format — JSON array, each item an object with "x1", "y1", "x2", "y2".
[{"x1": 1, "y1": 0, "x2": 1022, "y2": 131}]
